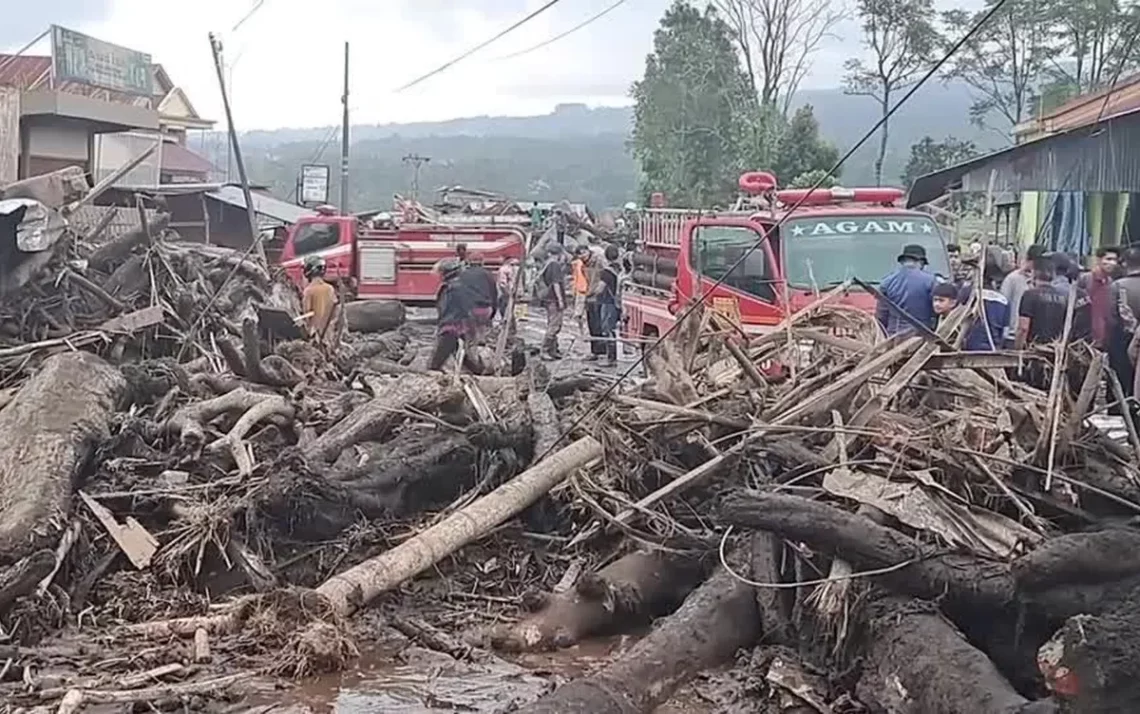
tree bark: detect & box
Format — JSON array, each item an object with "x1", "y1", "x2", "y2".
[
  {"x1": 490, "y1": 550, "x2": 706, "y2": 652},
  {"x1": 720, "y1": 491, "x2": 1016, "y2": 612},
  {"x1": 0, "y1": 352, "x2": 125, "y2": 564},
  {"x1": 515, "y1": 567, "x2": 760, "y2": 714},
  {"x1": 315, "y1": 436, "x2": 603, "y2": 616},
  {"x1": 855, "y1": 596, "x2": 1033, "y2": 714},
  {"x1": 343, "y1": 300, "x2": 406, "y2": 333}
]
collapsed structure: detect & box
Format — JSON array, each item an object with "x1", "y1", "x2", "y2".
[{"x1": 1, "y1": 168, "x2": 1140, "y2": 714}]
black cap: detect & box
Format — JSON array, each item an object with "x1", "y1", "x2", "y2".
[
  {"x1": 932, "y1": 281, "x2": 958, "y2": 299},
  {"x1": 898, "y1": 244, "x2": 928, "y2": 263}
]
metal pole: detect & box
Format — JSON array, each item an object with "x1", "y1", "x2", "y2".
[
  {"x1": 208, "y1": 33, "x2": 265, "y2": 263},
  {"x1": 340, "y1": 42, "x2": 350, "y2": 214}
]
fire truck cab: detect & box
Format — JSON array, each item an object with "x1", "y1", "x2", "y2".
[
  {"x1": 279, "y1": 206, "x2": 527, "y2": 304},
  {"x1": 622, "y1": 171, "x2": 951, "y2": 344}
]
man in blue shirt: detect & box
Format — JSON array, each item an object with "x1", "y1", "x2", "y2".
[
  {"x1": 877, "y1": 244, "x2": 937, "y2": 335},
  {"x1": 954, "y1": 257, "x2": 1010, "y2": 350}
]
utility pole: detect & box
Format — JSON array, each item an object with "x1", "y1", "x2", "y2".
[
  {"x1": 402, "y1": 153, "x2": 431, "y2": 200},
  {"x1": 208, "y1": 33, "x2": 266, "y2": 263},
  {"x1": 340, "y1": 42, "x2": 350, "y2": 214}
]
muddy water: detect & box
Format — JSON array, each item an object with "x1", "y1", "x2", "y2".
[{"x1": 267, "y1": 636, "x2": 710, "y2": 713}]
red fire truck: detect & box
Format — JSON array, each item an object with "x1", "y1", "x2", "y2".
[
  {"x1": 279, "y1": 205, "x2": 527, "y2": 304},
  {"x1": 622, "y1": 171, "x2": 951, "y2": 343}
]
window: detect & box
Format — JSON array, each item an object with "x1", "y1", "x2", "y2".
[
  {"x1": 782, "y1": 215, "x2": 950, "y2": 288},
  {"x1": 293, "y1": 222, "x2": 340, "y2": 255},
  {"x1": 691, "y1": 225, "x2": 775, "y2": 302}
]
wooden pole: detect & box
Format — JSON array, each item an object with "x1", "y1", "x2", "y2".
[{"x1": 207, "y1": 33, "x2": 265, "y2": 264}]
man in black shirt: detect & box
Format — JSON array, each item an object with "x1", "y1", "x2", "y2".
[
  {"x1": 458, "y1": 255, "x2": 498, "y2": 344},
  {"x1": 539, "y1": 244, "x2": 568, "y2": 360},
  {"x1": 1015, "y1": 254, "x2": 1091, "y2": 391},
  {"x1": 1015, "y1": 256, "x2": 1092, "y2": 348},
  {"x1": 430, "y1": 259, "x2": 480, "y2": 372}
]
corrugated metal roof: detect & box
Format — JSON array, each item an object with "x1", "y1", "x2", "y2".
[
  {"x1": 0, "y1": 54, "x2": 162, "y2": 108},
  {"x1": 908, "y1": 106, "x2": 1140, "y2": 207},
  {"x1": 160, "y1": 142, "x2": 214, "y2": 175},
  {"x1": 205, "y1": 185, "x2": 315, "y2": 225},
  {"x1": 1024, "y1": 72, "x2": 1140, "y2": 138}
]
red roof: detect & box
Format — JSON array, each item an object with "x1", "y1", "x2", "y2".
[
  {"x1": 160, "y1": 142, "x2": 214, "y2": 176},
  {"x1": 1028, "y1": 72, "x2": 1140, "y2": 135},
  {"x1": 0, "y1": 53, "x2": 162, "y2": 107}
]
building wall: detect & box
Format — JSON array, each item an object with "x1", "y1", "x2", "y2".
[
  {"x1": 25, "y1": 120, "x2": 89, "y2": 160},
  {"x1": 0, "y1": 87, "x2": 18, "y2": 184},
  {"x1": 93, "y1": 130, "x2": 161, "y2": 186}
]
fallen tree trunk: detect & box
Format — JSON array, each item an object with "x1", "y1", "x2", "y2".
[
  {"x1": 304, "y1": 374, "x2": 462, "y2": 464},
  {"x1": 343, "y1": 300, "x2": 406, "y2": 334},
  {"x1": 0, "y1": 352, "x2": 125, "y2": 564},
  {"x1": 1012, "y1": 528, "x2": 1140, "y2": 592},
  {"x1": 0, "y1": 550, "x2": 54, "y2": 614},
  {"x1": 720, "y1": 491, "x2": 1016, "y2": 611},
  {"x1": 316, "y1": 436, "x2": 602, "y2": 616},
  {"x1": 1039, "y1": 602, "x2": 1140, "y2": 714},
  {"x1": 855, "y1": 596, "x2": 1036, "y2": 714},
  {"x1": 490, "y1": 550, "x2": 706, "y2": 653},
  {"x1": 515, "y1": 567, "x2": 759, "y2": 714}
]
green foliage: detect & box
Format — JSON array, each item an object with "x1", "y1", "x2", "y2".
[
  {"x1": 787, "y1": 168, "x2": 837, "y2": 189},
  {"x1": 630, "y1": 1, "x2": 759, "y2": 206},
  {"x1": 844, "y1": 0, "x2": 939, "y2": 185},
  {"x1": 900, "y1": 135, "x2": 979, "y2": 187},
  {"x1": 630, "y1": 1, "x2": 840, "y2": 206}
]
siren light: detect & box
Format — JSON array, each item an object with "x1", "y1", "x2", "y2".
[
  {"x1": 739, "y1": 171, "x2": 778, "y2": 195},
  {"x1": 774, "y1": 186, "x2": 904, "y2": 206}
]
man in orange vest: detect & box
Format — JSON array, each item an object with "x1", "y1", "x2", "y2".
[{"x1": 570, "y1": 246, "x2": 589, "y2": 331}]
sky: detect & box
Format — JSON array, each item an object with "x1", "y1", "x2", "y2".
[{"x1": 2, "y1": 0, "x2": 870, "y2": 130}]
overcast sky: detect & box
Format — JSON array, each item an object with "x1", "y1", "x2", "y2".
[{"x1": 3, "y1": 0, "x2": 872, "y2": 130}]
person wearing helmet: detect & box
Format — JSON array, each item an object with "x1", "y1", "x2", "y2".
[
  {"x1": 430, "y1": 257, "x2": 478, "y2": 372},
  {"x1": 301, "y1": 255, "x2": 338, "y2": 349}
]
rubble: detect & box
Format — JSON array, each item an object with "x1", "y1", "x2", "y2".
[{"x1": 2, "y1": 171, "x2": 1140, "y2": 713}]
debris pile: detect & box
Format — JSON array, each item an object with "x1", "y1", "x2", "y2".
[{"x1": 1, "y1": 175, "x2": 1140, "y2": 713}]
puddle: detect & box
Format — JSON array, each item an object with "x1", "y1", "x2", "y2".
[{"x1": 257, "y1": 634, "x2": 710, "y2": 713}]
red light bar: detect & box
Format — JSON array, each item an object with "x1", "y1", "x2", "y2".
[
  {"x1": 739, "y1": 171, "x2": 778, "y2": 195},
  {"x1": 775, "y1": 187, "x2": 905, "y2": 206}
]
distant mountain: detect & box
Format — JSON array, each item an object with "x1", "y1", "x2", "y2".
[{"x1": 195, "y1": 83, "x2": 1006, "y2": 210}]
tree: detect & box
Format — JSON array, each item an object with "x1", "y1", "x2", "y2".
[
  {"x1": 844, "y1": 0, "x2": 940, "y2": 186},
  {"x1": 900, "y1": 135, "x2": 978, "y2": 188},
  {"x1": 774, "y1": 105, "x2": 840, "y2": 183},
  {"x1": 943, "y1": 0, "x2": 1054, "y2": 134},
  {"x1": 1045, "y1": 0, "x2": 1140, "y2": 96},
  {"x1": 631, "y1": 1, "x2": 759, "y2": 206},
  {"x1": 713, "y1": 0, "x2": 845, "y2": 115}
]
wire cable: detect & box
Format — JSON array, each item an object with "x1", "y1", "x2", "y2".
[
  {"x1": 495, "y1": 0, "x2": 630, "y2": 60},
  {"x1": 527, "y1": 0, "x2": 1016, "y2": 467},
  {"x1": 232, "y1": 0, "x2": 269, "y2": 32},
  {"x1": 395, "y1": 0, "x2": 565, "y2": 92}
]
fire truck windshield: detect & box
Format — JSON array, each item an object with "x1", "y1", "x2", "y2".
[{"x1": 782, "y1": 214, "x2": 949, "y2": 288}]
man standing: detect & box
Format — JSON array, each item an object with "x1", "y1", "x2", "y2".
[
  {"x1": 301, "y1": 255, "x2": 338, "y2": 351},
  {"x1": 876, "y1": 244, "x2": 936, "y2": 335},
  {"x1": 539, "y1": 244, "x2": 568, "y2": 361},
  {"x1": 584, "y1": 248, "x2": 608, "y2": 361},
  {"x1": 1077, "y1": 245, "x2": 1119, "y2": 350},
  {"x1": 1000, "y1": 244, "x2": 1047, "y2": 347},
  {"x1": 1110, "y1": 248, "x2": 1140, "y2": 410},
  {"x1": 497, "y1": 258, "x2": 519, "y2": 318},
  {"x1": 430, "y1": 258, "x2": 478, "y2": 372},
  {"x1": 597, "y1": 245, "x2": 622, "y2": 367},
  {"x1": 956, "y1": 258, "x2": 1010, "y2": 351},
  {"x1": 1015, "y1": 255, "x2": 1092, "y2": 389},
  {"x1": 458, "y1": 254, "x2": 497, "y2": 344},
  {"x1": 570, "y1": 246, "x2": 589, "y2": 331}
]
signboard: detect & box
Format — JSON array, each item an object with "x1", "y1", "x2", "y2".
[
  {"x1": 50, "y1": 26, "x2": 153, "y2": 96},
  {"x1": 787, "y1": 217, "x2": 935, "y2": 237},
  {"x1": 299, "y1": 164, "x2": 330, "y2": 205},
  {"x1": 711, "y1": 296, "x2": 742, "y2": 326}
]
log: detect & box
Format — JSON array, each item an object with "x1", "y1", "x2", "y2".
[
  {"x1": 1039, "y1": 603, "x2": 1140, "y2": 713},
  {"x1": 0, "y1": 352, "x2": 125, "y2": 564},
  {"x1": 304, "y1": 374, "x2": 462, "y2": 464},
  {"x1": 720, "y1": 491, "x2": 1016, "y2": 611},
  {"x1": 515, "y1": 567, "x2": 760, "y2": 714},
  {"x1": 526, "y1": 390, "x2": 560, "y2": 463},
  {"x1": 1012, "y1": 527, "x2": 1140, "y2": 592},
  {"x1": 87, "y1": 213, "x2": 170, "y2": 271},
  {"x1": 343, "y1": 300, "x2": 406, "y2": 334},
  {"x1": 0, "y1": 550, "x2": 54, "y2": 613},
  {"x1": 489, "y1": 550, "x2": 706, "y2": 652},
  {"x1": 855, "y1": 596, "x2": 1034, "y2": 714},
  {"x1": 315, "y1": 436, "x2": 603, "y2": 616}
]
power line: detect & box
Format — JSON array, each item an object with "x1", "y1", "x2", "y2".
[
  {"x1": 232, "y1": 0, "x2": 268, "y2": 32},
  {"x1": 526, "y1": 0, "x2": 1016, "y2": 467},
  {"x1": 395, "y1": 0, "x2": 565, "y2": 92},
  {"x1": 496, "y1": 0, "x2": 630, "y2": 60}
]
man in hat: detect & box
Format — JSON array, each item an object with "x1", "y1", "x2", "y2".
[
  {"x1": 429, "y1": 258, "x2": 479, "y2": 372},
  {"x1": 537, "y1": 243, "x2": 569, "y2": 360},
  {"x1": 876, "y1": 243, "x2": 937, "y2": 336},
  {"x1": 301, "y1": 255, "x2": 339, "y2": 351}
]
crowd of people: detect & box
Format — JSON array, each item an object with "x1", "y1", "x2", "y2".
[{"x1": 877, "y1": 241, "x2": 1140, "y2": 414}]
